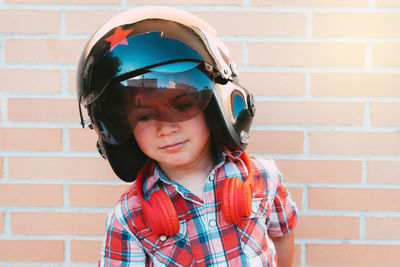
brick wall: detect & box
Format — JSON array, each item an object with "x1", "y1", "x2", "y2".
[{"x1": 0, "y1": 1, "x2": 399, "y2": 266}]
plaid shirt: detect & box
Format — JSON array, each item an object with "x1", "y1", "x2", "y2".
[{"x1": 99, "y1": 148, "x2": 297, "y2": 266}]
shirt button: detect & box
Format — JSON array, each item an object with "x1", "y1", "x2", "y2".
[
  {"x1": 252, "y1": 205, "x2": 259, "y2": 214},
  {"x1": 209, "y1": 173, "x2": 215, "y2": 181},
  {"x1": 209, "y1": 219, "x2": 217, "y2": 228},
  {"x1": 159, "y1": 234, "x2": 168, "y2": 242}
]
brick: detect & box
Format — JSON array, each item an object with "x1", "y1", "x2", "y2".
[
  {"x1": 224, "y1": 41, "x2": 242, "y2": 65},
  {"x1": 309, "y1": 187, "x2": 400, "y2": 211},
  {"x1": 11, "y1": 212, "x2": 106, "y2": 235},
  {"x1": 0, "y1": 240, "x2": 64, "y2": 262},
  {"x1": 296, "y1": 215, "x2": 359, "y2": 239},
  {"x1": 367, "y1": 161, "x2": 400, "y2": 184},
  {"x1": 8, "y1": 98, "x2": 77, "y2": 122},
  {"x1": 9, "y1": 156, "x2": 118, "y2": 180},
  {"x1": 371, "y1": 102, "x2": 400, "y2": 126},
  {"x1": 0, "y1": 128, "x2": 62, "y2": 151},
  {"x1": 293, "y1": 244, "x2": 301, "y2": 267},
  {"x1": 287, "y1": 186, "x2": 303, "y2": 211},
  {"x1": 254, "y1": 101, "x2": 363, "y2": 125},
  {"x1": 275, "y1": 159, "x2": 361, "y2": 183},
  {"x1": 0, "y1": 9, "x2": 59, "y2": 34},
  {"x1": 71, "y1": 240, "x2": 102, "y2": 263},
  {"x1": 312, "y1": 73, "x2": 400, "y2": 97},
  {"x1": 5, "y1": 39, "x2": 86, "y2": 63},
  {"x1": 127, "y1": 0, "x2": 242, "y2": 4},
  {"x1": 251, "y1": 0, "x2": 368, "y2": 6},
  {"x1": 0, "y1": 184, "x2": 63, "y2": 207},
  {"x1": 247, "y1": 130, "x2": 303, "y2": 154},
  {"x1": 314, "y1": 13, "x2": 400, "y2": 38},
  {"x1": 69, "y1": 128, "x2": 98, "y2": 151},
  {"x1": 193, "y1": 12, "x2": 306, "y2": 36},
  {"x1": 376, "y1": 0, "x2": 400, "y2": 7},
  {"x1": 68, "y1": 69, "x2": 77, "y2": 93},
  {"x1": 307, "y1": 244, "x2": 400, "y2": 266},
  {"x1": 249, "y1": 42, "x2": 364, "y2": 66},
  {"x1": 0, "y1": 212, "x2": 4, "y2": 234},
  {"x1": 240, "y1": 72, "x2": 306, "y2": 96},
  {"x1": 69, "y1": 184, "x2": 129, "y2": 207},
  {"x1": 0, "y1": 69, "x2": 61, "y2": 93},
  {"x1": 66, "y1": 10, "x2": 120, "y2": 34},
  {"x1": 310, "y1": 131, "x2": 400, "y2": 155},
  {"x1": 5, "y1": 0, "x2": 119, "y2": 3},
  {"x1": 373, "y1": 43, "x2": 400, "y2": 67},
  {"x1": 0, "y1": 157, "x2": 3, "y2": 179},
  {"x1": 366, "y1": 217, "x2": 400, "y2": 240},
  {"x1": 7, "y1": 264, "x2": 64, "y2": 267}
]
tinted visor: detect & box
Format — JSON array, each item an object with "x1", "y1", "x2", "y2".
[{"x1": 90, "y1": 62, "x2": 214, "y2": 144}]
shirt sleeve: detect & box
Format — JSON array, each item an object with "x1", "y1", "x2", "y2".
[
  {"x1": 266, "y1": 163, "x2": 298, "y2": 237},
  {"x1": 99, "y1": 204, "x2": 146, "y2": 267}
]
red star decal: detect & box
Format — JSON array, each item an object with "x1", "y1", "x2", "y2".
[{"x1": 105, "y1": 27, "x2": 133, "y2": 51}]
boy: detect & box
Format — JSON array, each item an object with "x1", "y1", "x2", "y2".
[{"x1": 77, "y1": 6, "x2": 297, "y2": 267}]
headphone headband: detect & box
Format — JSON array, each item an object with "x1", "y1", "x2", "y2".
[{"x1": 136, "y1": 150, "x2": 253, "y2": 236}]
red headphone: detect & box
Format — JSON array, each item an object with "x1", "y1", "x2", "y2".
[{"x1": 136, "y1": 151, "x2": 254, "y2": 236}]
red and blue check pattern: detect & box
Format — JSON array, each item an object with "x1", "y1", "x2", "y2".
[{"x1": 99, "y1": 148, "x2": 297, "y2": 266}]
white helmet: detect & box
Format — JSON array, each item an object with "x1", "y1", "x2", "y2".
[{"x1": 77, "y1": 6, "x2": 256, "y2": 181}]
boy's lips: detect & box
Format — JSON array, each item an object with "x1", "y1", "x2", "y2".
[{"x1": 159, "y1": 141, "x2": 187, "y2": 151}]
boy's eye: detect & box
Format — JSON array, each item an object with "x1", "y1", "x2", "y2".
[
  {"x1": 127, "y1": 108, "x2": 155, "y2": 124},
  {"x1": 137, "y1": 113, "x2": 154, "y2": 121},
  {"x1": 173, "y1": 102, "x2": 194, "y2": 111}
]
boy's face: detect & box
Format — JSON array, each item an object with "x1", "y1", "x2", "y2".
[{"x1": 133, "y1": 112, "x2": 212, "y2": 171}]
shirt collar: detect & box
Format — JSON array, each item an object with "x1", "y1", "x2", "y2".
[{"x1": 143, "y1": 163, "x2": 203, "y2": 203}]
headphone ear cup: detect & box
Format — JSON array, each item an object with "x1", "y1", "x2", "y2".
[
  {"x1": 145, "y1": 190, "x2": 180, "y2": 236},
  {"x1": 221, "y1": 177, "x2": 234, "y2": 223},
  {"x1": 221, "y1": 177, "x2": 253, "y2": 225},
  {"x1": 240, "y1": 182, "x2": 253, "y2": 218}
]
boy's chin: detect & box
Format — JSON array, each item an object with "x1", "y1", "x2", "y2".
[
  {"x1": 159, "y1": 158, "x2": 190, "y2": 168},
  {"x1": 157, "y1": 154, "x2": 199, "y2": 169}
]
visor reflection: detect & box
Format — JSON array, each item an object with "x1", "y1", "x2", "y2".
[
  {"x1": 91, "y1": 64, "x2": 214, "y2": 144},
  {"x1": 126, "y1": 88, "x2": 211, "y2": 129},
  {"x1": 232, "y1": 92, "x2": 246, "y2": 119}
]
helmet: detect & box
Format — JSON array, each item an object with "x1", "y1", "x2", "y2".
[{"x1": 77, "y1": 6, "x2": 256, "y2": 182}]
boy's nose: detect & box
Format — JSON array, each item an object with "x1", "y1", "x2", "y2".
[{"x1": 155, "y1": 120, "x2": 178, "y2": 136}]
